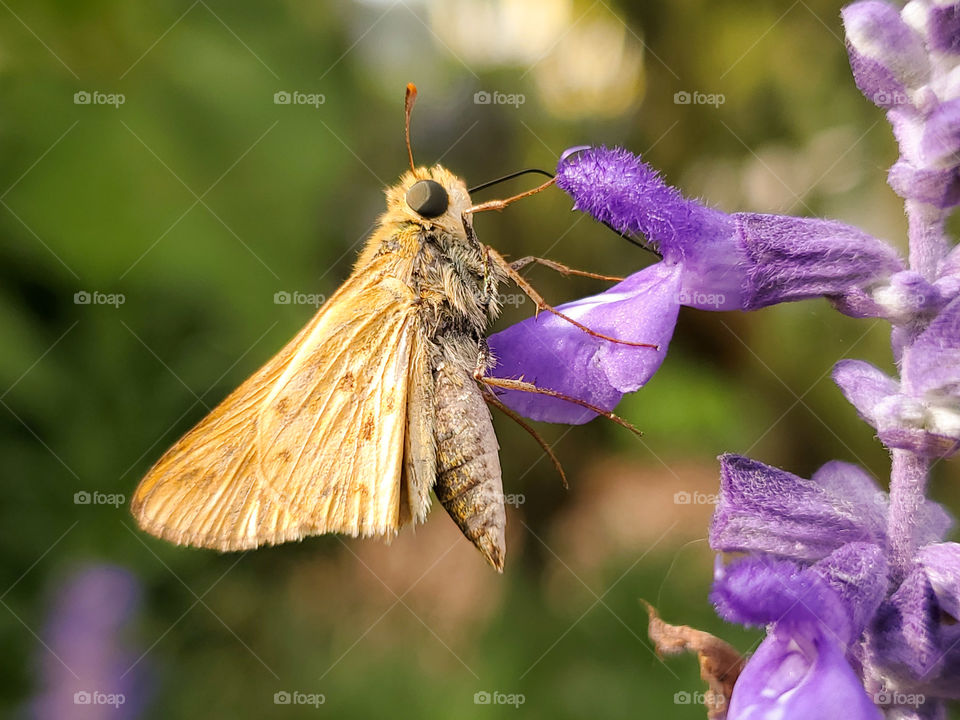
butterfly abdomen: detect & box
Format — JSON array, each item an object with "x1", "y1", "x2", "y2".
[{"x1": 432, "y1": 356, "x2": 506, "y2": 571}]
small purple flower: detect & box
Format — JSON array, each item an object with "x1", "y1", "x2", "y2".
[
  {"x1": 710, "y1": 454, "x2": 957, "y2": 717},
  {"x1": 834, "y1": 294, "x2": 960, "y2": 457},
  {"x1": 843, "y1": 0, "x2": 960, "y2": 209},
  {"x1": 866, "y1": 542, "x2": 960, "y2": 702},
  {"x1": 729, "y1": 624, "x2": 883, "y2": 720},
  {"x1": 488, "y1": 147, "x2": 902, "y2": 423},
  {"x1": 30, "y1": 564, "x2": 147, "y2": 720},
  {"x1": 710, "y1": 454, "x2": 951, "y2": 561},
  {"x1": 712, "y1": 545, "x2": 888, "y2": 720}
]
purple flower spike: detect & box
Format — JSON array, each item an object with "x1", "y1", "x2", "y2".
[
  {"x1": 32, "y1": 564, "x2": 147, "y2": 720},
  {"x1": 844, "y1": 0, "x2": 960, "y2": 209}
]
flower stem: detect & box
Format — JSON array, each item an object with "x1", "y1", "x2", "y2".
[
  {"x1": 887, "y1": 198, "x2": 942, "y2": 578},
  {"x1": 905, "y1": 199, "x2": 948, "y2": 282},
  {"x1": 887, "y1": 449, "x2": 930, "y2": 578}
]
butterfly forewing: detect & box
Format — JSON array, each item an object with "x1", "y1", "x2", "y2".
[{"x1": 131, "y1": 254, "x2": 421, "y2": 550}]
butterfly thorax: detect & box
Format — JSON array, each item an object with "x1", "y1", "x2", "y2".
[{"x1": 359, "y1": 166, "x2": 505, "y2": 368}]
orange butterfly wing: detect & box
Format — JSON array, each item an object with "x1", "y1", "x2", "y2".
[{"x1": 132, "y1": 258, "x2": 424, "y2": 550}]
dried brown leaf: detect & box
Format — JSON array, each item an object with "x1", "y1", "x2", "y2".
[{"x1": 642, "y1": 600, "x2": 745, "y2": 720}]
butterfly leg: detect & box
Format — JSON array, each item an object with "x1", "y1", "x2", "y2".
[
  {"x1": 479, "y1": 384, "x2": 568, "y2": 488},
  {"x1": 509, "y1": 256, "x2": 624, "y2": 283},
  {"x1": 477, "y1": 374, "x2": 643, "y2": 437},
  {"x1": 483, "y1": 245, "x2": 659, "y2": 350}
]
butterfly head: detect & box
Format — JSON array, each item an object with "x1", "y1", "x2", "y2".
[{"x1": 388, "y1": 166, "x2": 472, "y2": 234}]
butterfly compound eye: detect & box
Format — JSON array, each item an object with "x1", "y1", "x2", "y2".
[{"x1": 405, "y1": 179, "x2": 449, "y2": 218}]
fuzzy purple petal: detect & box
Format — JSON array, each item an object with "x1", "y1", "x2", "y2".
[
  {"x1": 867, "y1": 559, "x2": 960, "y2": 700},
  {"x1": 711, "y1": 555, "x2": 808, "y2": 628},
  {"x1": 811, "y1": 542, "x2": 890, "y2": 639},
  {"x1": 843, "y1": 1, "x2": 930, "y2": 107},
  {"x1": 833, "y1": 359, "x2": 901, "y2": 428},
  {"x1": 921, "y1": 98, "x2": 960, "y2": 167},
  {"x1": 713, "y1": 544, "x2": 887, "y2": 644},
  {"x1": 927, "y1": 2, "x2": 960, "y2": 54},
  {"x1": 939, "y1": 239, "x2": 960, "y2": 278},
  {"x1": 877, "y1": 423, "x2": 960, "y2": 457},
  {"x1": 877, "y1": 270, "x2": 947, "y2": 321},
  {"x1": 487, "y1": 262, "x2": 680, "y2": 424},
  {"x1": 728, "y1": 623, "x2": 883, "y2": 720},
  {"x1": 918, "y1": 542, "x2": 960, "y2": 621},
  {"x1": 905, "y1": 296, "x2": 960, "y2": 394},
  {"x1": 711, "y1": 455, "x2": 888, "y2": 561},
  {"x1": 735, "y1": 213, "x2": 904, "y2": 311},
  {"x1": 887, "y1": 160, "x2": 960, "y2": 207},
  {"x1": 556, "y1": 146, "x2": 737, "y2": 264}
]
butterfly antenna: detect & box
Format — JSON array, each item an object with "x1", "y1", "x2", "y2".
[{"x1": 404, "y1": 83, "x2": 417, "y2": 172}]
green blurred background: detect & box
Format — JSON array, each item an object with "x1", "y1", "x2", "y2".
[{"x1": 2, "y1": 0, "x2": 958, "y2": 717}]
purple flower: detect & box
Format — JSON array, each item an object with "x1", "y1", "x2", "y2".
[
  {"x1": 488, "y1": 147, "x2": 902, "y2": 424},
  {"x1": 866, "y1": 542, "x2": 960, "y2": 702},
  {"x1": 710, "y1": 454, "x2": 958, "y2": 717},
  {"x1": 843, "y1": 1, "x2": 960, "y2": 208},
  {"x1": 729, "y1": 624, "x2": 883, "y2": 720},
  {"x1": 483, "y1": 2, "x2": 960, "y2": 715},
  {"x1": 30, "y1": 564, "x2": 147, "y2": 720},
  {"x1": 710, "y1": 455, "x2": 951, "y2": 561},
  {"x1": 834, "y1": 294, "x2": 960, "y2": 457},
  {"x1": 712, "y1": 545, "x2": 888, "y2": 720},
  {"x1": 489, "y1": 261, "x2": 682, "y2": 423}
]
